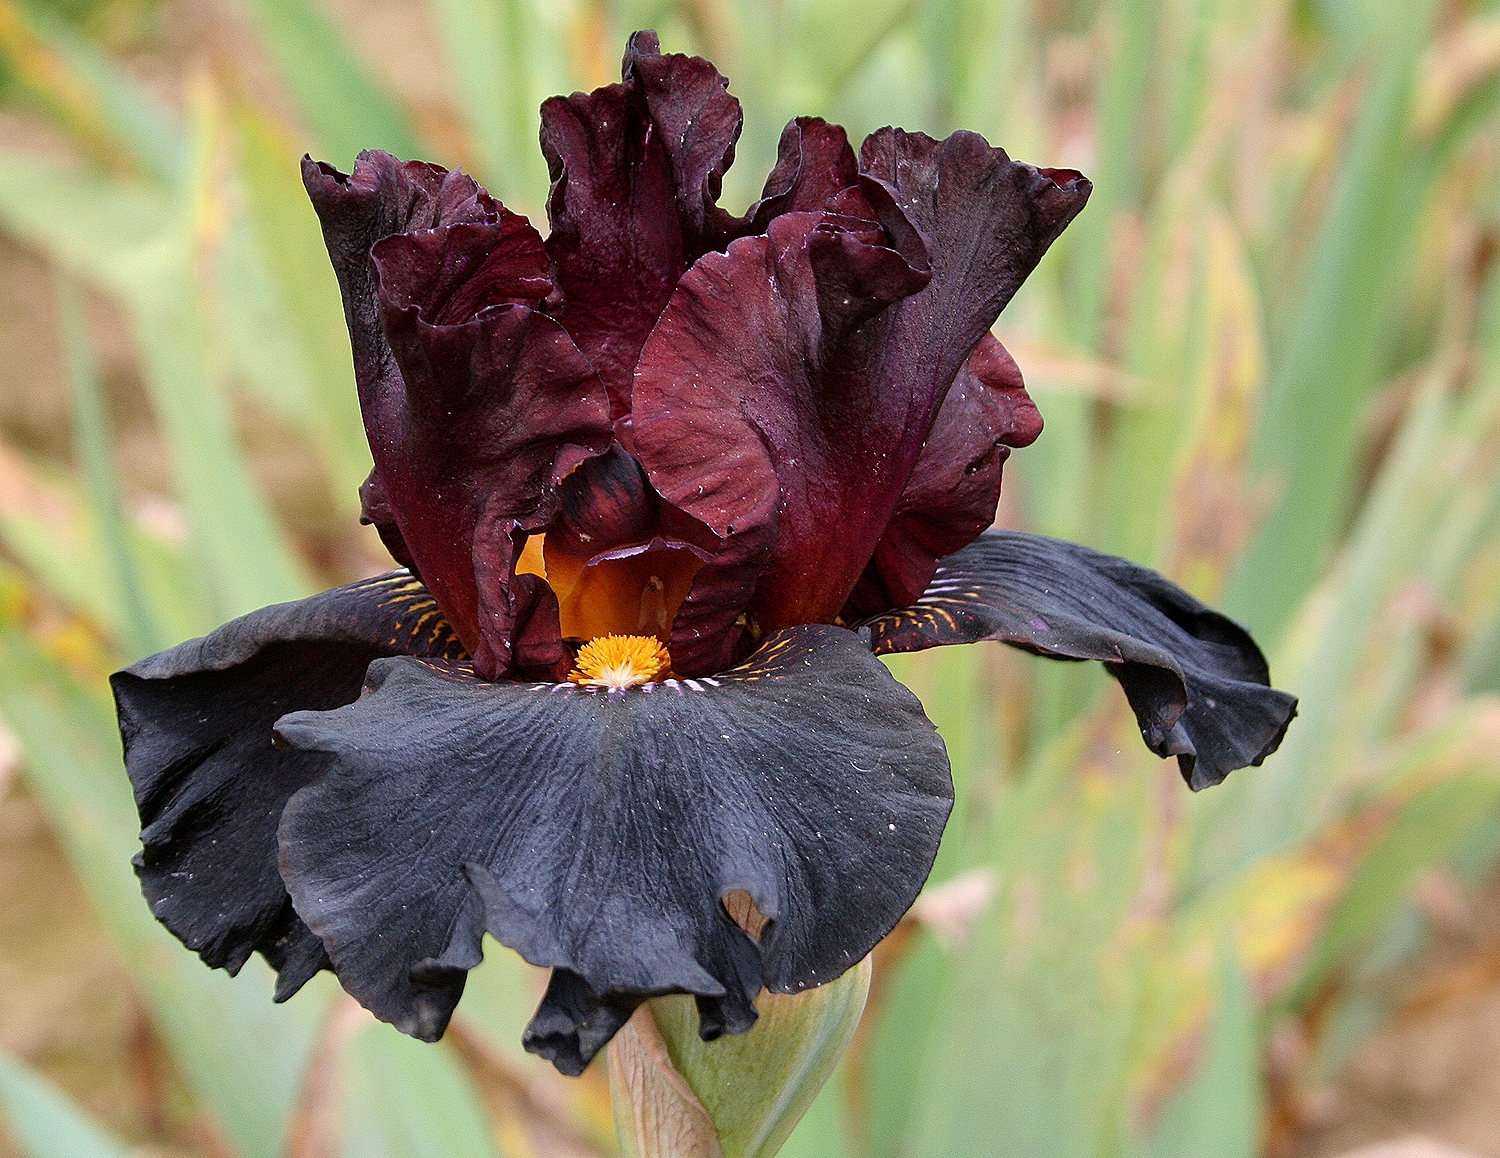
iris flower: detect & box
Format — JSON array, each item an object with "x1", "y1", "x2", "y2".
[{"x1": 111, "y1": 32, "x2": 1296, "y2": 1076}]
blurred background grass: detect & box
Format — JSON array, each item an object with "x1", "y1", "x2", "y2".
[{"x1": 0, "y1": 0, "x2": 1497, "y2": 1155}]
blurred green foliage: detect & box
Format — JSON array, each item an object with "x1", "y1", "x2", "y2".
[{"x1": 0, "y1": 0, "x2": 1499, "y2": 1155}]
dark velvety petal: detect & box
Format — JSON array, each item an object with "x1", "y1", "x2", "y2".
[
  {"x1": 540, "y1": 31, "x2": 743, "y2": 411},
  {"x1": 844, "y1": 335, "x2": 1040, "y2": 618},
  {"x1": 523, "y1": 969, "x2": 642, "y2": 1077},
  {"x1": 633, "y1": 131, "x2": 1088, "y2": 673},
  {"x1": 306, "y1": 151, "x2": 612, "y2": 679},
  {"x1": 744, "y1": 117, "x2": 862, "y2": 232},
  {"x1": 110, "y1": 573, "x2": 466, "y2": 998},
  {"x1": 632, "y1": 208, "x2": 932, "y2": 673},
  {"x1": 370, "y1": 230, "x2": 612, "y2": 678},
  {"x1": 858, "y1": 532, "x2": 1297, "y2": 790},
  {"x1": 858, "y1": 130, "x2": 1090, "y2": 400},
  {"x1": 273, "y1": 624, "x2": 952, "y2": 1073}
]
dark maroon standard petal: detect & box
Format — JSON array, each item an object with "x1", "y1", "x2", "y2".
[
  {"x1": 844, "y1": 334, "x2": 1041, "y2": 618},
  {"x1": 633, "y1": 125, "x2": 1089, "y2": 674},
  {"x1": 743, "y1": 116, "x2": 863, "y2": 232},
  {"x1": 306, "y1": 152, "x2": 613, "y2": 679},
  {"x1": 632, "y1": 188, "x2": 933, "y2": 673},
  {"x1": 540, "y1": 31, "x2": 743, "y2": 412}
]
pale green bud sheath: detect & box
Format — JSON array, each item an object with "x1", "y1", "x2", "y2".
[{"x1": 609, "y1": 956, "x2": 873, "y2": 1158}]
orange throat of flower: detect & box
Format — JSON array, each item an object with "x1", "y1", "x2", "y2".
[{"x1": 568, "y1": 634, "x2": 672, "y2": 689}]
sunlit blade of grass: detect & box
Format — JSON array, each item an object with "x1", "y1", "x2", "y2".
[
  {"x1": 0, "y1": 141, "x2": 311, "y2": 621},
  {"x1": 1060, "y1": 2, "x2": 1154, "y2": 354},
  {"x1": 0, "y1": 0, "x2": 145, "y2": 176},
  {"x1": 1135, "y1": 947, "x2": 1260, "y2": 1158},
  {"x1": 883, "y1": 645, "x2": 1003, "y2": 882},
  {"x1": 234, "y1": 0, "x2": 422, "y2": 166},
  {"x1": 216, "y1": 214, "x2": 362, "y2": 513},
  {"x1": 0, "y1": 614, "x2": 334, "y2": 1158},
  {"x1": 1282, "y1": 704, "x2": 1500, "y2": 1013},
  {"x1": 0, "y1": 438, "x2": 213, "y2": 645},
  {"x1": 15, "y1": 2, "x2": 182, "y2": 181},
  {"x1": 1360, "y1": 381, "x2": 1500, "y2": 740},
  {"x1": 857, "y1": 929, "x2": 948, "y2": 1158},
  {"x1": 850, "y1": 645, "x2": 1008, "y2": 1157},
  {"x1": 1145, "y1": 830, "x2": 1345, "y2": 1083},
  {"x1": 125, "y1": 81, "x2": 314, "y2": 617},
  {"x1": 0, "y1": 1050, "x2": 135, "y2": 1158},
  {"x1": 1225, "y1": 6, "x2": 1437, "y2": 642},
  {"x1": 1455, "y1": 237, "x2": 1500, "y2": 692},
  {"x1": 424, "y1": 0, "x2": 562, "y2": 217},
  {"x1": 1154, "y1": 208, "x2": 1267, "y2": 597},
  {"x1": 0, "y1": 149, "x2": 166, "y2": 258},
  {"x1": 53, "y1": 273, "x2": 162, "y2": 657},
  {"x1": 0, "y1": 450, "x2": 129, "y2": 644},
  {"x1": 1192, "y1": 361, "x2": 1458, "y2": 883},
  {"x1": 898, "y1": 730, "x2": 1154, "y2": 1158},
  {"x1": 232, "y1": 102, "x2": 370, "y2": 513},
  {"x1": 342, "y1": 1023, "x2": 501, "y2": 1158}
]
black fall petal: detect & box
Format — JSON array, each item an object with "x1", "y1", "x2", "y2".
[
  {"x1": 272, "y1": 624, "x2": 952, "y2": 1073},
  {"x1": 858, "y1": 531, "x2": 1297, "y2": 790},
  {"x1": 524, "y1": 969, "x2": 643, "y2": 1077},
  {"x1": 111, "y1": 572, "x2": 466, "y2": 997}
]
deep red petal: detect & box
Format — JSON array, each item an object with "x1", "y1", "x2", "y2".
[
  {"x1": 744, "y1": 117, "x2": 862, "y2": 232},
  {"x1": 304, "y1": 153, "x2": 508, "y2": 408},
  {"x1": 540, "y1": 31, "x2": 743, "y2": 413},
  {"x1": 843, "y1": 334, "x2": 1041, "y2": 617},
  {"x1": 306, "y1": 152, "x2": 612, "y2": 679},
  {"x1": 855, "y1": 129, "x2": 1089, "y2": 429},
  {"x1": 631, "y1": 207, "x2": 931, "y2": 673},
  {"x1": 632, "y1": 132, "x2": 1088, "y2": 673},
  {"x1": 375, "y1": 219, "x2": 551, "y2": 323}
]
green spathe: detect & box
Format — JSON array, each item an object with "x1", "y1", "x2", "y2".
[{"x1": 611, "y1": 956, "x2": 872, "y2": 1158}]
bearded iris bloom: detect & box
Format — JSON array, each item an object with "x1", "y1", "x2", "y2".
[{"x1": 111, "y1": 32, "x2": 1296, "y2": 1077}]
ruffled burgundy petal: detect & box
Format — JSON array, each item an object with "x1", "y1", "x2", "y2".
[
  {"x1": 304, "y1": 152, "x2": 506, "y2": 416},
  {"x1": 844, "y1": 334, "x2": 1040, "y2": 617},
  {"x1": 858, "y1": 131, "x2": 1090, "y2": 366},
  {"x1": 540, "y1": 31, "x2": 743, "y2": 412},
  {"x1": 306, "y1": 152, "x2": 613, "y2": 679},
  {"x1": 631, "y1": 206, "x2": 932, "y2": 673},
  {"x1": 633, "y1": 129, "x2": 1087, "y2": 674},
  {"x1": 744, "y1": 117, "x2": 862, "y2": 231}
]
